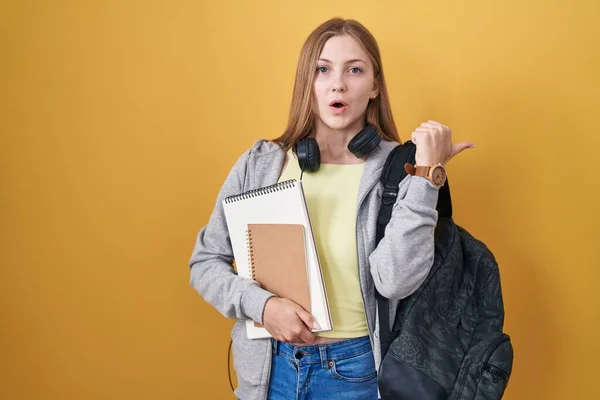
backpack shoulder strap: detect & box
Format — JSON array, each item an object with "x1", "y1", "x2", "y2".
[
  {"x1": 375, "y1": 142, "x2": 416, "y2": 356},
  {"x1": 375, "y1": 141, "x2": 453, "y2": 356},
  {"x1": 376, "y1": 142, "x2": 453, "y2": 245},
  {"x1": 376, "y1": 142, "x2": 417, "y2": 246}
]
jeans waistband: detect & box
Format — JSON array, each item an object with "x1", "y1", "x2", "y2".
[{"x1": 272, "y1": 336, "x2": 372, "y2": 367}]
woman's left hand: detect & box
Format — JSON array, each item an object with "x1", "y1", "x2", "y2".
[{"x1": 411, "y1": 120, "x2": 475, "y2": 166}]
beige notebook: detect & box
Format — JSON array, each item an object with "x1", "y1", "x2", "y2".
[{"x1": 247, "y1": 223, "x2": 311, "y2": 319}]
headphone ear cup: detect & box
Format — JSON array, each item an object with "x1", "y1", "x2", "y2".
[
  {"x1": 347, "y1": 124, "x2": 382, "y2": 158},
  {"x1": 296, "y1": 138, "x2": 321, "y2": 173}
]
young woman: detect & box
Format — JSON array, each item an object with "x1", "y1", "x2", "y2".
[{"x1": 189, "y1": 17, "x2": 473, "y2": 400}]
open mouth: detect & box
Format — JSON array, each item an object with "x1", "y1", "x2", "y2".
[{"x1": 329, "y1": 100, "x2": 348, "y2": 109}]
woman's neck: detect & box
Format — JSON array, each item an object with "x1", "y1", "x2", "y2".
[{"x1": 313, "y1": 120, "x2": 367, "y2": 164}]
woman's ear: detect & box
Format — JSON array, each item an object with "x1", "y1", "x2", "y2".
[{"x1": 371, "y1": 78, "x2": 380, "y2": 99}]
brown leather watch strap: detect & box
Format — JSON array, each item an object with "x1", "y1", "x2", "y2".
[{"x1": 404, "y1": 163, "x2": 430, "y2": 177}]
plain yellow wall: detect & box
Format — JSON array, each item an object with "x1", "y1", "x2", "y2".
[{"x1": 1, "y1": 1, "x2": 598, "y2": 399}]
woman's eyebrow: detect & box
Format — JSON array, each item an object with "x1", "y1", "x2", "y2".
[{"x1": 318, "y1": 58, "x2": 367, "y2": 65}]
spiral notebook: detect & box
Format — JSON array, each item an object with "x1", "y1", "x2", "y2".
[
  {"x1": 247, "y1": 223, "x2": 311, "y2": 327},
  {"x1": 223, "y1": 179, "x2": 332, "y2": 339}
]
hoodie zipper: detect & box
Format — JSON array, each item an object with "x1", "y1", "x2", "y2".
[{"x1": 355, "y1": 177, "x2": 383, "y2": 338}]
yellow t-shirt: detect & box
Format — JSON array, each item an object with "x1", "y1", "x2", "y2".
[{"x1": 278, "y1": 150, "x2": 368, "y2": 338}]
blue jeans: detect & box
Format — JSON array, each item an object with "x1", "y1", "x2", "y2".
[{"x1": 266, "y1": 335, "x2": 378, "y2": 400}]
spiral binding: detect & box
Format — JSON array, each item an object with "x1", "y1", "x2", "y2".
[
  {"x1": 246, "y1": 228, "x2": 255, "y2": 279},
  {"x1": 224, "y1": 179, "x2": 297, "y2": 204}
]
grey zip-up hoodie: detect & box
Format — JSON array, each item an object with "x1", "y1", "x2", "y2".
[{"x1": 189, "y1": 138, "x2": 439, "y2": 400}]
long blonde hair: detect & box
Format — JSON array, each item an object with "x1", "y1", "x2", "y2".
[{"x1": 273, "y1": 18, "x2": 401, "y2": 150}]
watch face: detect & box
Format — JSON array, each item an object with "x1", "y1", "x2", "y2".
[{"x1": 432, "y1": 166, "x2": 446, "y2": 186}]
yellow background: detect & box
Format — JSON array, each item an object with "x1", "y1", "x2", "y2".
[{"x1": 1, "y1": 1, "x2": 598, "y2": 399}]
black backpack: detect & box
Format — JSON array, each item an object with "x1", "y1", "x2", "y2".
[{"x1": 375, "y1": 142, "x2": 514, "y2": 400}]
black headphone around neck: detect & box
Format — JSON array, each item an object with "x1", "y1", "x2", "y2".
[{"x1": 294, "y1": 124, "x2": 382, "y2": 173}]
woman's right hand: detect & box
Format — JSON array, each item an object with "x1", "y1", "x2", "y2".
[{"x1": 262, "y1": 297, "x2": 320, "y2": 344}]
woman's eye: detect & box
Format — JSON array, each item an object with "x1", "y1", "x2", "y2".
[
  {"x1": 349, "y1": 67, "x2": 362, "y2": 74},
  {"x1": 316, "y1": 66, "x2": 328, "y2": 73}
]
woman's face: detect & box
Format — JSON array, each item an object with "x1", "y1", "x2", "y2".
[{"x1": 313, "y1": 34, "x2": 379, "y2": 132}]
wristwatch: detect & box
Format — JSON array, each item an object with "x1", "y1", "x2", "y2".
[{"x1": 404, "y1": 163, "x2": 447, "y2": 188}]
